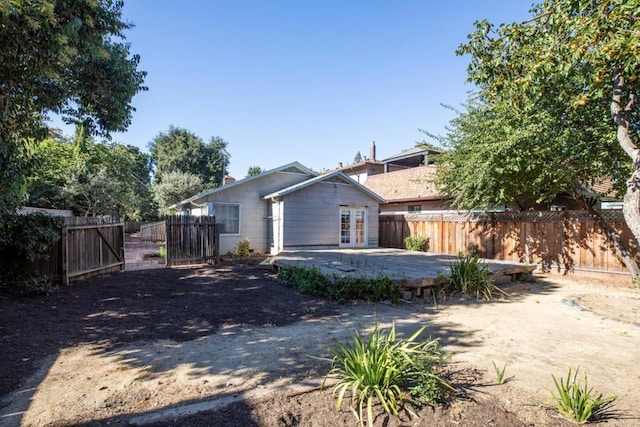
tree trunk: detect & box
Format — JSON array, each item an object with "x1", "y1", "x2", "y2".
[
  {"x1": 576, "y1": 198, "x2": 640, "y2": 278},
  {"x1": 611, "y1": 69, "x2": 640, "y2": 281}
]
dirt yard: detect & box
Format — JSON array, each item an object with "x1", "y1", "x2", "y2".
[{"x1": 0, "y1": 250, "x2": 639, "y2": 426}]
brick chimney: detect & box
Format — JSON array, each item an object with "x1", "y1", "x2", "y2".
[
  {"x1": 370, "y1": 141, "x2": 376, "y2": 161},
  {"x1": 223, "y1": 175, "x2": 236, "y2": 185}
]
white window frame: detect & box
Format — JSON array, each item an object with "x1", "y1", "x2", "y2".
[{"x1": 207, "y1": 202, "x2": 241, "y2": 235}]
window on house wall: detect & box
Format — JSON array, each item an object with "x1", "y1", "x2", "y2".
[
  {"x1": 208, "y1": 202, "x2": 240, "y2": 234},
  {"x1": 408, "y1": 205, "x2": 421, "y2": 213}
]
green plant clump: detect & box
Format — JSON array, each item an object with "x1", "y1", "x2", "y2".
[
  {"x1": 277, "y1": 265, "x2": 401, "y2": 303},
  {"x1": 236, "y1": 238, "x2": 251, "y2": 257},
  {"x1": 441, "y1": 253, "x2": 503, "y2": 300},
  {"x1": 492, "y1": 361, "x2": 507, "y2": 385},
  {"x1": 404, "y1": 235, "x2": 429, "y2": 252},
  {"x1": 321, "y1": 323, "x2": 450, "y2": 427},
  {"x1": 0, "y1": 213, "x2": 63, "y2": 291},
  {"x1": 550, "y1": 367, "x2": 617, "y2": 424}
]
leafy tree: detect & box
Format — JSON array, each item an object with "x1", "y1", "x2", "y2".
[
  {"x1": 246, "y1": 166, "x2": 263, "y2": 177},
  {"x1": 152, "y1": 170, "x2": 204, "y2": 215},
  {"x1": 0, "y1": 0, "x2": 146, "y2": 213},
  {"x1": 25, "y1": 131, "x2": 156, "y2": 220},
  {"x1": 441, "y1": 0, "x2": 640, "y2": 278},
  {"x1": 149, "y1": 127, "x2": 229, "y2": 188},
  {"x1": 353, "y1": 151, "x2": 363, "y2": 163}
]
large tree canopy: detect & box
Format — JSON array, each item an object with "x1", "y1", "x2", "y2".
[
  {"x1": 149, "y1": 126, "x2": 229, "y2": 188},
  {"x1": 437, "y1": 0, "x2": 640, "y2": 278},
  {"x1": 25, "y1": 131, "x2": 156, "y2": 220},
  {"x1": 0, "y1": 0, "x2": 147, "y2": 212},
  {"x1": 153, "y1": 170, "x2": 204, "y2": 215}
]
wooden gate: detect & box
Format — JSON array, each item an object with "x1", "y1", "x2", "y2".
[
  {"x1": 62, "y1": 216, "x2": 125, "y2": 285},
  {"x1": 165, "y1": 216, "x2": 220, "y2": 266}
]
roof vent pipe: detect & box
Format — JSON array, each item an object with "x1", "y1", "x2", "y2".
[{"x1": 370, "y1": 141, "x2": 376, "y2": 161}]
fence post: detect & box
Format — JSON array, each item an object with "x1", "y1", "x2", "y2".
[
  {"x1": 164, "y1": 216, "x2": 170, "y2": 267},
  {"x1": 120, "y1": 222, "x2": 126, "y2": 272},
  {"x1": 215, "y1": 222, "x2": 220, "y2": 264},
  {"x1": 61, "y1": 221, "x2": 69, "y2": 286}
]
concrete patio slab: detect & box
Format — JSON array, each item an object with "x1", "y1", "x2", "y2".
[{"x1": 265, "y1": 248, "x2": 535, "y2": 296}]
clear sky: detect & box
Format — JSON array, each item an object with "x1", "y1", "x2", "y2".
[{"x1": 70, "y1": 1, "x2": 534, "y2": 178}]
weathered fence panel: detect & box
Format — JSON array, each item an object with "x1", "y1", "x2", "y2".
[
  {"x1": 62, "y1": 216, "x2": 125, "y2": 284},
  {"x1": 379, "y1": 211, "x2": 637, "y2": 274},
  {"x1": 141, "y1": 221, "x2": 166, "y2": 242},
  {"x1": 30, "y1": 216, "x2": 125, "y2": 284},
  {"x1": 165, "y1": 216, "x2": 219, "y2": 266},
  {"x1": 125, "y1": 221, "x2": 142, "y2": 233}
]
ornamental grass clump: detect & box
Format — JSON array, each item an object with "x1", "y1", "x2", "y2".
[
  {"x1": 320, "y1": 323, "x2": 450, "y2": 427},
  {"x1": 445, "y1": 253, "x2": 504, "y2": 300},
  {"x1": 550, "y1": 367, "x2": 617, "y2": 424}
]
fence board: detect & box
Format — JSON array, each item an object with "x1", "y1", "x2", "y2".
[{"x1": 379, "y1": 211, "x2": 638, "y2": 274}]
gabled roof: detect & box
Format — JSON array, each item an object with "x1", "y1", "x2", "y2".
[
  {"x1": 263, "y1": 171, "x2": 386, "y2": 203},
  {"x1": 171, "y1": 161, "x2": 316, "y2": 208},
  {"x1": 363, "y1": 165, "x2": 442, "y2": 202}
]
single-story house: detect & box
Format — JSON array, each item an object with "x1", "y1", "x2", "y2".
[{"x1": 171, "y1": 162, "x2": 386, "y2": 255}]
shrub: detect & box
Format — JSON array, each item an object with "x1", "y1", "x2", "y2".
[
  {"x1": 277, "y1": 266, "x2": 401, "y2": 303},
  {"x1": 550, "y1": 367, "x2": 617, "y2": 423},
  {"x1": 441, "y1": 253, "x2": 504, "y2": 300},
  {"x1": 278, "y1": 265, "x2": 328, "y2": 295},
  {"x1": 236, "y1": 238, "x2": 251, "y2": 257},
  {"x1": 320, "y1": 323, "x2": 449, "y2": 427},
  {"x1": 158, "y1": 246, "x2": 166, "y2": 258},
  {"x1": 404, "y1": 235, "x2": 429, "y2": 252},
  {"x1": 0, "y1": 213, "x2": 63, "y2": 291},
  {"x1": 23, "y1": 275, "x2": 59, "y2": 296}
]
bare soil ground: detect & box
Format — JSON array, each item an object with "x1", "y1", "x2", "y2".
[{"x1": 0, "y1": 244, "x2": 639, "y2": 426}]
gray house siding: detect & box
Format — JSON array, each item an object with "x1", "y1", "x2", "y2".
[
  {"x1": 192, "y1": 171, "x2": 312, "y2": 253},
  {"x1": 281, "y1": 181, "x2": 380, "y2": 249}
]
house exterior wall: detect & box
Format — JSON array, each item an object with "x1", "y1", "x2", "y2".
[
  {"x1": 342, "y1": 164, "x2": 384, "y2": 184},
  {"x1": 192, "y1": 171, "x2": 312, "y2": 253},
  {"x1": 280, "y1": 181, "x2": 380, "y2": 249}
]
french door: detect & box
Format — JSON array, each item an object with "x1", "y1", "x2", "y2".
[{"x1": 339, "y1": 208, "x2": 367, "y2": 247}]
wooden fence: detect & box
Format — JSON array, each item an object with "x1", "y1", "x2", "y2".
[
  {"x1": 140, "y1": 221, "x2": 166, "y2": 242},
  {"x1": 165, "y1": 216, "x2": 220, "y2": 266},
  {"x1": 32, "y1": 216, "x2": 125, "y2": 284},
  {"x1": 124, "y1": 221, "x2": 142, "y2": 233},
  {"x1": 379, "y1": 211, "x2": 637, "y2": 274}
]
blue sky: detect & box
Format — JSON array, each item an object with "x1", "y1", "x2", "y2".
[{"x1": 69, "y1": 1, "x2": 533, "y2": 178}]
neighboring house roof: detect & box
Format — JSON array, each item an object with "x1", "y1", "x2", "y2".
[
  {"x1": 381, "y1": 146, "x2": 441, "y2": 163},
  {"x1": 326, "y1": 145, "x2": 443, "y2": 175},
  {"x1": 581, "y1": 178, "x2": 620, "y2": 200},
  {"x1": 263, "y1": 171, "x2": 386, "y2": 203},
  {"x1": 363, "y1": 165, "x2": 442, "y2": 203},
  {"x1": 170, "y1": 161, "x2": 316, "y2": 209},
  {"x1": 331, "y1": 159, "x2": 383, "y2": 173}
]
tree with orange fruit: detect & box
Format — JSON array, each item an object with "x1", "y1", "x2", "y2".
[{"x1": 437, "y1": 0, "x2": 640, "y2": 278}]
